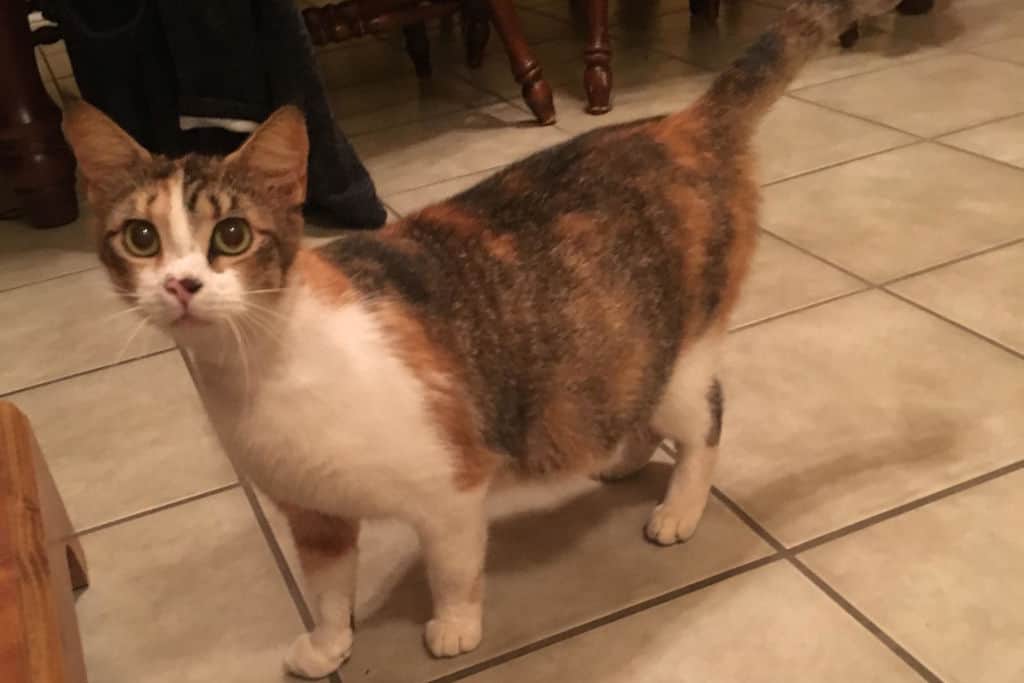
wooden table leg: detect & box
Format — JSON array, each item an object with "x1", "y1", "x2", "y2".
[
  {"x1": 0, "y1": 0, "x2": 78, "y2": 228},
  {"x1": 486, "y1": 0, "x2": 556, "y2": 125},
  {"x1": 583, "y1": 0, "x2": 611, "y2": 115},
  {"x1": 463, "y1": 0, "x2": 491, "y2": 69}
]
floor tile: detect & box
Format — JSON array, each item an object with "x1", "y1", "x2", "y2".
[
  {"x1": 0, "y1": 269, "x2": 173, "y2": 395},
  {"x1": 76, "y1": 489, "x2": 303, "y2": 683},
  {"x1": 969, "y1": 35, "x2": 1024, "y2": 64},
  {"x1": 316, "y1": 37, "x2": 420, "y2": 89},
  {"x1": 454, "y1": 39, "x2": 645, "y2": 101},
  {"x1": 330, "y1": 75, "x2": 496, "y2": 136},
  {"x1": 795, "y1": 53, "x2": 1024, "y2": 137},
  {"x1": 757, "y1": 96, "x2": 913, "y2": 184},
  {"x1": 10, "y1": 351, "x2": 236, "y2": 531},
  {"x1": 0, "y1": 215, "x2": 95, "y2": 292},
  {"x1": 801, "y1": 469, "x2": 1024, "y2": 683},
  {"x1": 384, "y1": 167, "x2": 504, "y2": 216},
  {"x1": 548, "y1": 57, "x2": 710, "y2": 134},
  {"x1": 790, "y1": 23, "x2": 948, "y2": 91},
  {"x1": 730, "y1": 232, "x2": 864, "y2": 328},
  {"x1": 939, "y1": 113, "x2": 1024, "y2": 168},
  {"x1": 461, "y1": 562, "x2": 920, "y2": 683},
  {"x1": 353, "y1": 103, "x2": 569, "y2": 196},
  {"x1": 716, "y1": 290, "x2": 1024, "y2": 546},
  {"x1": 888, "y1": 241, "x2": 1024, "y2": 354},
  {"x1": 620, "y1": 3, "x2": 782, "y2": 70},
  {"x1": 889, "y1": 0, "x2": 1024, "y2": 50},
  {"x1": 762, "y1": 143, "x2": 1024, "y2": 283},
  {"x1": 259, "y1": 458, "x2": 772, "y2": 682}
]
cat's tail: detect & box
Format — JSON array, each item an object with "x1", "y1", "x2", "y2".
[{"x1": 694, "y1": 0, "x2": 900, "y2": 133}]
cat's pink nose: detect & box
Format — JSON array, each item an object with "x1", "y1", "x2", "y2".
[{"x1": 164, "y1": 276, "x2": 203, "y2": 306}]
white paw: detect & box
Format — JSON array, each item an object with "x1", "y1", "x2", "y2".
[
  {"x1": 645, "y1": 504, "x2": 701, "y2": 546},
  {"x1": 284, "y1": 629, "x2": 352, "y2": 679},
  {"x1": 424, "y1": 616, "x2": 482, "y2": 658}
]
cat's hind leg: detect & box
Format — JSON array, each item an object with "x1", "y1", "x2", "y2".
[
  {"x1": 279, "y1": 504, "x2": 359, "y2": 679},
  {"x1": 646, "y1": 336, "x2": 723, "y2": 545}
]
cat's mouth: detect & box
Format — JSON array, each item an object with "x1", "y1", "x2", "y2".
[{"x1": 171, "y1": 311, "x2": 212, "y2": 328}]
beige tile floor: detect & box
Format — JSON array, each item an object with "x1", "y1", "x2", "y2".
[{"x1": 4, "y1": 1, "x2": 1023, "y2": 681}]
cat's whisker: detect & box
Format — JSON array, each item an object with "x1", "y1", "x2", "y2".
[
  {"x1": 246, "y1": 288, "x2": 286, "y2": 296},
  {"x1": 113, "y1": 315, "x2": 151, "y2": 365},
  {"x1": 239, "y1": 312, "x2": 286, "y2": 346},
  {"x1": 242, "y1": 299, "x2": 290, "y2": 321},
  {"x1": 226, "y1": 317, "x2": 253, "y2": 401}
]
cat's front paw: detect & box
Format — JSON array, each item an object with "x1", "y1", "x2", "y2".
[
  {"x1": 645, "y1": 504, "x2": 700, "y2": 546},
  {"x1": 424, "y1": 616, "x2": 482, "y2": 658},
  {"x1": 284, "y1": 629, "x2": 353, "y2": 679}
]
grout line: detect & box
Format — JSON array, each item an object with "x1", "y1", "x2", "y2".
[
  {"x1": 931, "y1": 137, "x2": 1024, "y2": 175},
  {"x1": 728, "y1": 287, "x2": 869, "y2": 333},
  {"x1": 929, "y1": 110, "x2": 1024, "y2": 140},
  {"x1": 430, "y1": 553, "x2": 784, "y2": 683},
  {"x1": 786, "y1": 47, "x2": 951, "y2": 97},
  {"x1": 786, "y1": 91, "x2": 925, "y2": 138},
  {"x1": 75, "y1": 482, "x2": 240, "y2": 537},
  {"x1": 757, "y1": 227, "x2": 873, "y2": 285},
  {"x1": 238, "y1": 480, "x2": 318, "y2": 632},
  {"x1": 790, "y1": 457, "x2": 1024, "y2": 556},
  {"x1": 881, "y1": 288, "x2": 1024, "y2": 361},
  {"x1": 0, "y1": 265, "x2": 100, "y2": 295},
  {"x1": 710, "y1": 489, "x2": 945, "y2": 683},
  {"x1": 381, "y1": 163, "x2": 510, "y2": 200},
  {"x1": 881, "y1": 235, "x2": 1024, "y2": 287},
  {"x1": 789, "y1": 556, "x2": 944, "y2": 683},
  {"x1": 0, "y1": 346, "x2": 178, "y2": 400},
  {"x1": 760, "y1": 138, "x2": 922, "y2": 188}
]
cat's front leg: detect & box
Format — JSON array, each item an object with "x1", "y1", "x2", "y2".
[
  {"x1": 277, "y1": 503, "x2": 359, "y2": 679},
  {"x1": 416, "y1": 491, "x2": 489, "y2": 658}
]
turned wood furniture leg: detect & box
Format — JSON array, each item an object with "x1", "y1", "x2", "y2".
[
  {"x1": 402, "y1": 22, "x2": 432, "y2": 78},
  {"x1": 0, "y1": 0, "x2": 78, "y2": 228},
  {"x1": 689, "y1": 0, "x2": 720, "y2": 23},
  {"x1": 486, "y1": 0, "x2": 556, "y2": 125},
  {"x1": 463, "y1": 0, "x2": 491, "y2": 69},
  {"x1": 1, "y1": 402, "x2": 89, "y2": 683},
  {"x1": 583, "y1": 0, "x2": 611, "y2": 115}
]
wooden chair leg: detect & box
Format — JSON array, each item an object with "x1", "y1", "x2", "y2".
[
  {"x1": 689, "y1": 0, "x2": 720, "y2": 23},
  {"x1": 402, "y1": 22, "x2": 432, "y2": 78},
  {"x1": 486, "y1": 0, "x2": 556, "y2": 125},
  {"x1": 583, "y1": 0, "x2": 611, "y2": 115},
  {"x1": 463, "y1": 0, "x2": 491, "y2": 69},
  {"x1": 0, "y1": 0, "x2": 78, "y2": 228}
]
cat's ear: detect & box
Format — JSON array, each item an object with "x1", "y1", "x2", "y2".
[
  {"x1": 62, "y1": 100, "x2": 152, "y2": 198},
  {"x1": 227, "y1": 106, "x2": 309, "y2": 204}
]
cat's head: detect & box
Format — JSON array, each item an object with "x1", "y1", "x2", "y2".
[{"x1": 63, "y1": 102, "x2": 308, "y2": 343}]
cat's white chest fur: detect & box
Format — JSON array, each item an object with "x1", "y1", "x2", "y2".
[{"x1": 194, "y1": 292, "x2": 456, "y2": 522}]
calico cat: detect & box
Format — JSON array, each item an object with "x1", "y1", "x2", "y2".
[{"x1": 63, "y1": 0, "x2": 900, "y2": 676}]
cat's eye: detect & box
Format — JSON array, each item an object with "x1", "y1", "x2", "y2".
[
  {"x1": 122, "y1": 220, "x2": 160, "y2": 257},
  {"x1": 211, "y1": 218, "x2": 253, "y2": 256}
]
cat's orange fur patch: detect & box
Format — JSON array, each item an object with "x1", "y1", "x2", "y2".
[
  {"x1": 417, "y1": 204, "x2": 482, "y2": 238},
  {"x1": 376, "y1": 302, "x2": 499, "y2": 491},
  {"x1": 293, "y1": 249, "x2": 353, "y2": 303},
  {"x1": 278, "y1": 502, "x2": 359, "y2": 572}
]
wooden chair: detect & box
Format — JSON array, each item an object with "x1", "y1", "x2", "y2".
[{"x1": 302, "y1": 0, "x2": 556, "y2": 124}]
